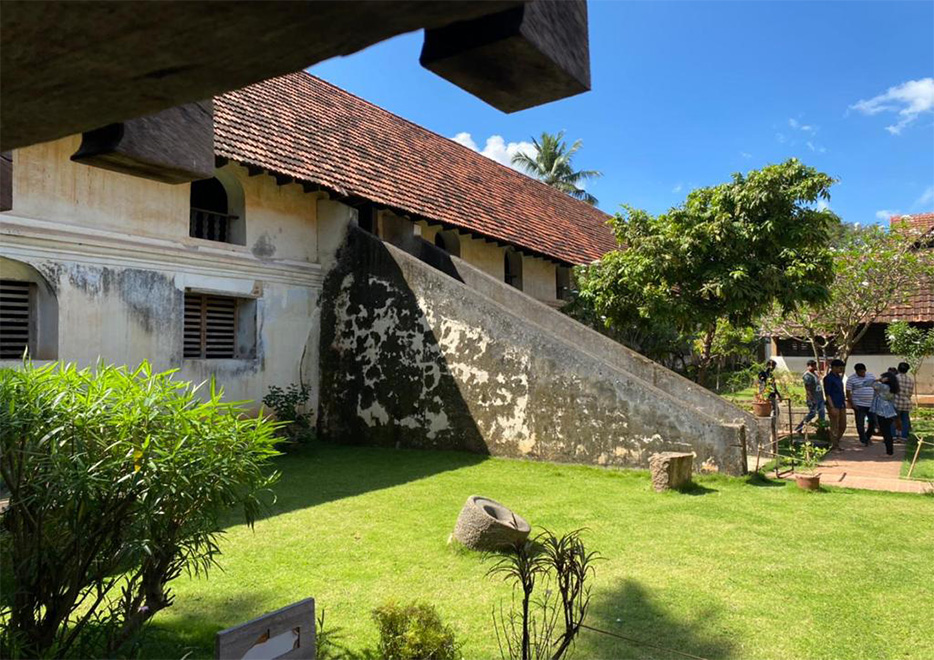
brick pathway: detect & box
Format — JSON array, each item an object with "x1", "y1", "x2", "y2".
[{"x1": 810, "y1": 436, "x2": 933, "y2": 494}]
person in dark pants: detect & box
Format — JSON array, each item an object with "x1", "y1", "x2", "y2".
[
  {"x1": 871, "y1": 372, "x2": 900, "y2": 456},
  {"x1": 894, "y1": 362, "x2": 915, "y2": 441},
  {"x1": 795, "y1": 359, "x2": 826, "y2": 433},
  {"x1": 823, "y1": 359, "x2": 847, "y2": 451},
  {"x1": 846, "y1": 363, "x2": 876, "y2": 446},
  {"x1": 757, "y1": 359, "x2": 782, "y2": 417}
]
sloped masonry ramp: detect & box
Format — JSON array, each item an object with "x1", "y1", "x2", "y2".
[{"x1": 318, "y1": 226, "x2": 756, "y2": 476}]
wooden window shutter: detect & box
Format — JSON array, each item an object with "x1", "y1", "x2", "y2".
[
  {"x1": 0, "y1": 280, "x2": 33, "y2": 359},
  {"x1": 184, "y1": 292, "x2": 237, "y2": 359}
]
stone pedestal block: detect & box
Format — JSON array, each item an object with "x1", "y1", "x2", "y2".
[
  {"x1": 649, "y1": 452, "x2": 694, "y2": 492},
  {"x1": 452, "y1": 495, "x2": 530, "y2": 551}
]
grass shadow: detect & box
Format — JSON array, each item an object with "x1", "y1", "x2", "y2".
[
  {"x1": 673, "y1": 482, "x2": 718, "y2": 496},
  {"x1": 744, "y1": 472, "x2": 787, "y2": 488},
  {"x1": 576, "y1": 578, "x2": 736, "y2": 659},
  {"x1": 141, "y1": 590, "x2": 276, "y2": 660},
  {"x1": 248, "y1": 443, "x2": 488, "y2": 522}
]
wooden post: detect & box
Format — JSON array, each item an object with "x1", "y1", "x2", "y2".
[{"x1": 906, "y1": 439, "x2": 926, "y2": 480}]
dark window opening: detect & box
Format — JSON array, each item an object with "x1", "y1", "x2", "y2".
[
  {"x1": 505, "y1": 251, "x2": 522, "y2": 289},
  {"x1": 1, "y1": 152, "x2": 12, "y2": 212},
  {"x1": 190, "y1": 177, "x2": 237, "y2": 242},
  {"x1": 556, "y1": 266, "x2": 572, "y2": 301},
  {"x1": 0, "y1": 279, "x2": 33, "y2": 359},
  {"x1": 433, "y1": 230, "x2": 461, "y2": 257}
]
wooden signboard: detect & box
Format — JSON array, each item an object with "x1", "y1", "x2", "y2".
[{"x1": 215, "y1": 598, "x2": 315, "y2": 660}]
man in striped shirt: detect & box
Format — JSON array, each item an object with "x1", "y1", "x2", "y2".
[
  {"x1": 895, "y1": 362, "x2": 915, "y2": 440},
  {"x1": 846, "y1": 363, "x2": 876, "y2": 446}
]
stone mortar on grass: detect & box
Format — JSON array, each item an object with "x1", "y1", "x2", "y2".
[{"x1": 452, "y1": 495, "x2": 530, "y2": 551}]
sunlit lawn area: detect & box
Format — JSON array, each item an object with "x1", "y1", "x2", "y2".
[
  {"x1": 141, "y1": 445, "x2": 934, "y2": 660},
  {"x1": 903, "y1": 418, "x2": 934, "y2": 481}
]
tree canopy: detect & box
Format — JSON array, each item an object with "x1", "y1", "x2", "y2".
[
  {"x1": 574, "y1": 159, "x2": 838, "y2": 382},
  {"x1": 762, "y1": 218, "x2": 934, "y2": 362},
  {"x1": 511, "y1": 130, "x2": 602, "y2": 205}
]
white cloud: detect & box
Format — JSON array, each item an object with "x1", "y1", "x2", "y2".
[
  {"x1": 876, "y1": 209, "x2": 899, "y2": 221},
  {"x1": 816, "y1": 200, "x2": 831, "y2": 212},
  {"x1": 789, "y1": 118, "x2": 816, "y2": 133},
  {"x1": 450, "y1": 132, "x2": 536, "y2": 171},
  {"x1": 851, "y1": 78, "x2": 934, "y2": 135},
  {"x1": 741, "y1": 151, "x2": 752, "y2": 159},
  {"x1": 805, "y1": 140, "x2": 827, "y2": 154},
  {"x1": 914, "y1": 185, "x2": 934, "y2": 209},
  {"x1": 451, "y1": 132, "x2": 477, "y2": 151},
  {"x1": 672, "y1": 183, "x2": 683, "y2": 194},
  {"x1": 775, "y1": 133, "x2": 787, "y2": 143}
]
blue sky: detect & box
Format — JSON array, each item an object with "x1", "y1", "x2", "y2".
[{"x1": 310, "y1": 1, "x2": 934, "y2": 224}]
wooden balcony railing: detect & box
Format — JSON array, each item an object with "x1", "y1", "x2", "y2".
[{"x1": 190, "y1": 207, "x2": 238, "y2": 243}]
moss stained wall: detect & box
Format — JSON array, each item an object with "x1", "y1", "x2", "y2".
[{"x1": 319, "y1": 227, "x2": 747, "y2": 474}]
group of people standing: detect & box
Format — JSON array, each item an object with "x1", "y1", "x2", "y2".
[{"x1": 758, "y1": 359, "x2": 915, "y2": 456}]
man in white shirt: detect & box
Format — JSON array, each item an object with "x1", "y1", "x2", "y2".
[{"x1": 846, "y1": 363, "x2": 876, "y2": 446}]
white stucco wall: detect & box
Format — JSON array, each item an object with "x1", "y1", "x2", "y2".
[
  {"x1": 1, "y1": 138, "x2": 338, "y2": 415},
  {"x1": 460, "y1": 235, "x2": 505, "y2": 281},
  {"x1": 521, "y1": 254, "x2": 558, "y2": 302},
  {"x1": 772, "y1": 355, "x2": 934, "y2": 395}
]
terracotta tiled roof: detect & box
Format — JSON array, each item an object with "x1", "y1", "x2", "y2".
[
  {"x1": 214, "y1": 72, "x2": 618, "y2": 265},
  {"x1": 890, "y1": 211, "x2": 934, "y2": 236},
  {"x1": 878, "y1": 213, "x2": 934, "y2": 323}
]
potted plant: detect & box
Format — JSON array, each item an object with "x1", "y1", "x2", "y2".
[
  {"x1": 752, "y1": 393, "x2": 772, "y2": 418},
  {"x1": 793, "y1": 441, "x2": 828, "y2": 490}
]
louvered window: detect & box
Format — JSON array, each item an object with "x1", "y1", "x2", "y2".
[
  {"x1": 0, "y1": 280, "x2": 33, "y2": 359},
  {"x1": 184, "y1": 293, "x2": 238, "y2": 359}
]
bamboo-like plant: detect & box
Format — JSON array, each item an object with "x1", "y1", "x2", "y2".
[{"x1": 487, "y1": 530, "x2": 599, "y2": 660}]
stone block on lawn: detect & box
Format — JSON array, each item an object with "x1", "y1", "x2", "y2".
[
  {"x1": 452, "y1": 495, "x2": 530, "y2": 551},
  {"x1": 649, "y1": 452, "x2": 694, "y2": 492}
]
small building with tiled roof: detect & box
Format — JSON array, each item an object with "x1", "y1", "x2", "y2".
[{"x1": 771, "y1": 212, "x2": 934, "y2": 396}]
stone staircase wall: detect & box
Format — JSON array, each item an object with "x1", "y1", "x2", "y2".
[{"x1": 318, "y1": 227, "x2": 750, "y2": 475}]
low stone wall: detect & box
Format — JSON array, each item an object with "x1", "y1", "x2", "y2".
[{"x1": 318, "y1": 227, "x2": 747, "y2": 474}]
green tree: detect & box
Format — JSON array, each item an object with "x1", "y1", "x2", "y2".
[
  {"x1": 575, "y1": 159, "x2": 837, "y2": 385},
  {"x1": 886, "y1": 320, "x2": 934, "y2": 381},
  {"x1": 511, "y1": 131, "x2": 602, "y2": 205},
  {"x1": 762, "y1": 218, "x2": 934, "y2": 362}
]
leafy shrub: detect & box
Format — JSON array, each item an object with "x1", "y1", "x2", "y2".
[
  {"x1": 372, "y1": 601, "x2": 461, "y2": 660},
  {"x1": 263, "y1": 383, "x2": 314, "y2": 442},
  {"x1": 0, "y1": 362, "x2": 280, "y2": 658}
]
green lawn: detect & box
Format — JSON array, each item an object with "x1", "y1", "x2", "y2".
[
  {"x1": 903, "y1": 418, "x2": 934, "y2": 480},
  {"x1": 141, "y1": 445, "x2": 934, "y2": 660}
]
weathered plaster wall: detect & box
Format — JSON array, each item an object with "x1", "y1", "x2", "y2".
[
  {"x1": 459, "y1": 235, "x2": 505, "y2": 280},
  {"x1": 1, "y1": 139, "x2": 327, "y2": 413},
  {"x1": 417, "y1": 222, "x2": 441, "y2": 244},
  {"x1": 449, "y1": 255, "x2": 759, "y2": 452},
  {"x1": 232, "y1": 163, "x2": 318, "y2": 263},
  {"x1": 11, "y1": 136, "x2": 190, "y2": 240},
  {"x1": 522, "y1": 254, "x2": 557, "y2": 302},
  {"x1": 319, "y1": 227, "x2": 747, "y2": 474}
]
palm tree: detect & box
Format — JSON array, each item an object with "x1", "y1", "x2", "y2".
[{"x1": 511, "y1": 130, "x2": 602, "y2": 205}]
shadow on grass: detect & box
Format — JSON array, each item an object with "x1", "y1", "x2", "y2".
[
  {"x1": 140, "y1": 590, "x2": 275, "y2": 660},
  {"x1": 576, "y1": 579, "x2": 736, "y2": 660},
  {"x1": 251, "y1": 443, "x2": 488, "y2": 522},
  {"x1": 673, "y1": 482, "x2": 718, "y2": 496},
  {"x1": 744, "y1": 472, "x2": 787, "y2": 488}
]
